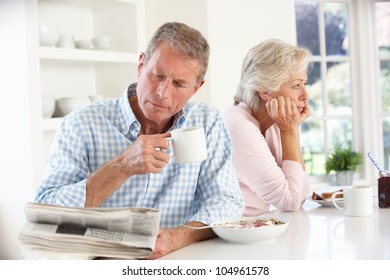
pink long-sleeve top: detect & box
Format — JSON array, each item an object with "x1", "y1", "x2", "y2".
[{"x1": 222, "y1": 102, "x2": 309, "y2": 216}]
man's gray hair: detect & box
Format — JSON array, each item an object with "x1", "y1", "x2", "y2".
[{"x1": 144, "y1": 22, "x2": 210, "y2": 84}]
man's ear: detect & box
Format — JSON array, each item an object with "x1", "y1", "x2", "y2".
[
  {"x1": 137, "y1": 52, "x2": 145, "y2": 77},
  {"x1": 191, "y1": 79, "x2": 205, "y2": 96}
]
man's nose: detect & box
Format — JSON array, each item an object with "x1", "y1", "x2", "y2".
[{"x1": 157, "y1": 81, "x2": 171, "y2": 98}]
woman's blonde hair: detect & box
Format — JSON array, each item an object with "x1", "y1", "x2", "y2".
[{"x1": 234, "y1": 39, "x2": 311, "y2": 112}]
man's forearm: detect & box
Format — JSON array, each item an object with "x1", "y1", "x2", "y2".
[{"x1": 85, "y1": 156, "x2": 130, "y2": 207}]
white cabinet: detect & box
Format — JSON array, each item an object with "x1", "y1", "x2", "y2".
[{"x1": 28, "y1": 0, "x2": 145, "y2": 186}]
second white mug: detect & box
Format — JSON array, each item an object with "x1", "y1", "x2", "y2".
[
  {"x1": 169, "y1": 126, "x2": 207, "y2": 164},
  {"x1": 331, "y1": 186, "x2": 373, "y2": 217}
]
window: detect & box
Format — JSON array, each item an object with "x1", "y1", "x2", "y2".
[
  {"x1": 376, "y1": 1, "x2": 390, "y2": 169},
  {"x1": 295, "y1": 0, "x2": 355, "y2": 177},
  {"x1": 295, "y1": 0, "x2": 390, "y2": 183}
]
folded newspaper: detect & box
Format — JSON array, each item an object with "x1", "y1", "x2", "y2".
[{"x1": 19, "y1": 202, "x2": 160, "y2": 259}]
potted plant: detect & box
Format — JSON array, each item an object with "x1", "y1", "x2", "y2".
[{"x1": 325, "y1": 146, "x2": 364, "y2": 186}]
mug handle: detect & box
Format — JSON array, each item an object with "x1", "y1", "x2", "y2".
[
  {"x1": 160, "y1": 137, "x2": 174, "y2": 160},
  {"x1": 331, "y1": 191, "x2": 344, "y2": 210}
]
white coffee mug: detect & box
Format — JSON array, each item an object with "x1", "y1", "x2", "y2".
[
  {"x1": 331, "y1": 186, "x2": 373, "y2": 217},
  {"x1": 169, "y1": 126, "x2": 207, "y2": 164}
]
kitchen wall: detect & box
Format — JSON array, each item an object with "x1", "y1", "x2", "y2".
[
  {"x1": 0, "y1": 0, "x2": 36, "y2": 259},
  {"x1": 145, "y1": 0, "x2": 296, "y2": 112},
  {"x1": 0, "y1": 0, "x2": 296, "y2": 259},
  {"x1": 207, "y1": 0, "x2": 296, "y2": 112}
]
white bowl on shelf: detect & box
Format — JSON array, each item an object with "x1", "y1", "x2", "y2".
[
  {"x1": 41, "y1": 97, "x2": 56, "y2": 118},
  {"x1": 74, "y1": 39, "x2": 93, "y2": 49},
  {"x1": 39, "y1": 24, "x2": 59, "y2": 47},
  {"x1": 57, "y1": 97, "x2": 90, "y2": 116},
  {"x1": 91, "y1": 36, "x2": 111, "y2": 49}
]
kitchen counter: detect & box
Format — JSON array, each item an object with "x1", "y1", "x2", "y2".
[{"x1": 160, "y1": 198, "x2": 390, "y2": 260}]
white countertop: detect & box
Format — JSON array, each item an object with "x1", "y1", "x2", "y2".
[{"x1": 160, "y1": 198, "x2": 390, "y2": 260}]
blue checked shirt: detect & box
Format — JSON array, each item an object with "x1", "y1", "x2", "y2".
[{"x1": 35, "y1": 83, "x2": 244, "y2": 228}]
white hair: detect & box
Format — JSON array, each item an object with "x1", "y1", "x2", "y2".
[{"x1": 234, "y1": 39, "x2": 312, "y2": 112}]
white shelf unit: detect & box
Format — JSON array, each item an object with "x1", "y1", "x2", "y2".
[{"x1": 29, "y1": 0, "x2": 145, "y2": 186}]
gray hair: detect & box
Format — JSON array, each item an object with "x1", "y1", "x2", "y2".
[
  {"x1": 234, "y1": 39, "x2": 312, "y2": 112},
  {"x1": 144, "y1": 22, "x2": 210, "y2": 84}
]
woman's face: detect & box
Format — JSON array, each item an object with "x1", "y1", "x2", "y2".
[{"x1": 268, "y1": 72, "x2": 309, "y2": 113}]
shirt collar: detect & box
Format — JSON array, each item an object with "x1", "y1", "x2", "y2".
[{"x1": 118, "y1": 83, "x2": 138, "y2": 136}]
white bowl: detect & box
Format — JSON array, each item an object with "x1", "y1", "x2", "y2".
[
  {"x1": 57, "y1": 97, "x2": 90, "y2": 116},
  {"x1": 41, "y1": 97, "x2": 55, "y2": 118},
  {"x1": 74, "y1": 39, "x2": 92, "y2": 49},
  {"x1": 211, "y1": 216, "x2": 289, "y2": 244},
  {"x1": 88, "y1": 95, "x2": 104, "y2": 103},
  {"x1": 39, "y1": 24, "x2": 59, "y2": 47},
  {"x1": 91, "y1": 36, "x2": 111, "y2": 49}
]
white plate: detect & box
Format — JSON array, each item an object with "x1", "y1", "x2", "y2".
[
  {"x1": 307, "y1": 196, "x2": 344, "y2": 207},
  {"x1": 308, "y1": 186, "x2": 344, "y2": 207},
  {"x1": 211, "y1": 216, "x2": 289, "y2": 244}
]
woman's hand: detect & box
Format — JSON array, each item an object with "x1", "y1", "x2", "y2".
[
  {"x1": 265, "y1": 96, "x2": 307, "y2": 168},
  {"x1": 266, "y1": 97, "x2": 300, "y2": 132}
]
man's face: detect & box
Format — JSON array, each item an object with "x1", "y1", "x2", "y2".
[{"x1": 136, "y1": 43, "x2": 204, "y2": 124}]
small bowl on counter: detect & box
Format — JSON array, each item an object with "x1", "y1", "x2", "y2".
[{"x1": 210, "y1": 216, "x2": 289, "y2": 244}]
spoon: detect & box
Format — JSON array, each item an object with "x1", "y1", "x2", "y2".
[
  {"x1": 180, "y1": 224, "x2": 231, "y2": 230},
  {"x1": 367, "y1": 152, "x2": 385, "y2": 175}
]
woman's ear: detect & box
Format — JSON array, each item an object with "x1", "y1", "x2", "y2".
[{"x1": 258, "y1": 91, "x2": 270, "y2": 102}]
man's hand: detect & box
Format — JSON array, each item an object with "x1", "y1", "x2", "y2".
[
  {"x1": 85, "y1": 132, "x2": 171, "y2": 207},
  {"x1": 145, "y1": 222, "x2": 216, "y2": 260},
  {"x1": 118, "y1": 133, "x2": 171, "y2": 177}
]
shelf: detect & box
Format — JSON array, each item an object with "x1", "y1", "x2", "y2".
[
  {"x1": 42, "y1": 117, "x2": 63, "y2": 131},
  {"x1": 32, "y1": 0, "x2": 145, "y2": 178},
  {"x1": 39, "y1": 47, "x2": 139, "y2": 64},
  {"x1": 41, "y1": 0, "x2": 140, "y2": 9}
]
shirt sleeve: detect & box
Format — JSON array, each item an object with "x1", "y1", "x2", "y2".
[
  {"x1": 35, "y1": 115, "x2": 89, "y2": 207},
  {"x1": 188, "y1": 114, "x2": 244, "y2": 224},
  {"x1": 227, "y1": 112, "x2": 309, "y2": 212}
]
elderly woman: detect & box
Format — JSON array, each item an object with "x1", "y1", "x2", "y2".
[{"x1": 223, "y1": 39, "x2": 312, "y2": 216}]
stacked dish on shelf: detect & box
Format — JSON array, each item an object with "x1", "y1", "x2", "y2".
[
  {"x1": 41, "y1": 97, "x2": 56, "y2": 118},
  {"x1": 39, "y1": 25, "x2": 113, "y2": 51},
  {"x1": 56, "y1": 97, "x2": 91, "y2": 117},
  {"x1": 39, "y1": 24, "x2": 59, "y2": 47},
  {"x1": 75, "y1": 36, "x2": 112, "y2": 50}
]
